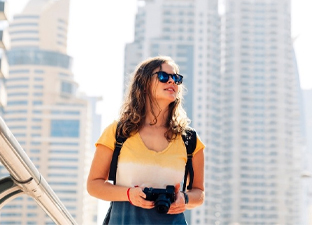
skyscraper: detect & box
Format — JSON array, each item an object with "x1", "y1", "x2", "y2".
[
  {"x1": 0, "y1": 0, "x2": 98, "y2": 224},
  {"x1": 124, "y1": 0, "x2": 304, "y2": 224},
  {"x1": 221, "y1": 1, "x2": 303, "y2": 224},
  {"x1": 0, "y1": 0, "x2": 9, "y2": 117},
  {"x1": 302, "y1": 89, "x2": 312, "y2": 225}
]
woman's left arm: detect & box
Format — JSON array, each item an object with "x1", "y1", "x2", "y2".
[
  {"x1": 185, "y1": 148, "x2": 205, "y2": 209},
  {"x1": 168, "y1": 148, "x2": 205, "y2": 214}
]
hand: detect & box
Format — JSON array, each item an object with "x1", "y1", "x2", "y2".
[
  {"x1": 128, "y1": 187, "x2": 154, "y2": 209},
  {"x1": 167, "y1": 183, "x2": 186, "y2": 214}
]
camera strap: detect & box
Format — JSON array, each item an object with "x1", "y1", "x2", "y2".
[
  {"x1": 108, "y1": 123, "x2": 127, "y2": 184},
  {"x1": 182, "y1": 128, "x2": 197, "y2": 192}
]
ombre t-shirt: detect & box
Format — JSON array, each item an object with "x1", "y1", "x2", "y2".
[{"x1": 96, "y1": 121, "x2": 205, "y2": 188}]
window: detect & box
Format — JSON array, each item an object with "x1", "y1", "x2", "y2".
[
  {"x1": 50, "y1": 120, "x2": 79, "y2": 137},
  {"x1": 48, "y1": 166, "x2": 78, "y2": 170},
  {"x1": 6, "y1": 85, "x2": 29, "y2": 89},
  {"x1": 8, "y1": 92, "x2": 28, "y2": 97},
  {"x1": 49, "y1": 150, "x2": 78, "y2": 154},
  {"x1": 5, "y1": 109, "x2": 27, "y2": 114},
  {"x1": 13, "y1": 15, "x2": 39, "y2": 20},
  {"x1": 61, "y1": 81, "x2": 72, "y2": 94},
  {"x1": 9, "y1": 69, "x2": 30, "y2": 74},
  {"x1": 7, "y1": 49, "x2": 72, "y2": 69},
  {"x1": 34, "y1": 85, "x2": 43, "y2": 89},
  {"x1": 33, "y1": 101, "x2": 42, "y2": 105},
  {"x1": 11, "y1": 38, "x2": 39, "y2": 42},
  {"x1": 7, "y1": 77, "x2": 29, "y2": 81},
  {"x1": 10, "y1": 22, "x2": 38, "y2": 27},
  {"x1": 51, "y1": 110, "x2": 80, "y2": 115},
  {"x1": 34, "y1": 70, "x2": 44, "y2": 73},
  {"x1": 7, "y1": 100, "x2": 28, "y2": 106}
]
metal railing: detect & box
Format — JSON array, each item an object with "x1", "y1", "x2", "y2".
[{"x1": 0, "y1": 117, "x2": 77, "y2": 225}]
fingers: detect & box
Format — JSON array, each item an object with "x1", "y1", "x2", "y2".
[
  {"x1": 128, "y1": 184, "x2": 186, "y2": 214},
  {"x1": 174, "y1": 183, "x2": 181, "y2": 194},
  {"x1": 128, "y1": 187, "x2": 154, "y2": 209},
  {"x1": 167, "y1": 191, "x2": 186, "y2": 214}
]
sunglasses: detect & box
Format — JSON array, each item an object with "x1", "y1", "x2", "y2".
[{"x1": 152, "y1": 71, "x2": 183, "y2": 85}]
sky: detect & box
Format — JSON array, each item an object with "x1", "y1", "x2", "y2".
[{"x1": 6, "y1": 0, "x2": 312, "y2": 223}]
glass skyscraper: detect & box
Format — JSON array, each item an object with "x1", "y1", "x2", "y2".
[{"x1": 0, "y1": 0, "x2": 99, "y2": 224}]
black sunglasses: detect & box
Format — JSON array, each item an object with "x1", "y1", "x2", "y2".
[{"x1": 152, "y1": 71, "x2": 183, "y2": 85}]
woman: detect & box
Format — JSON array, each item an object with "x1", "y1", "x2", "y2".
[{"x1": 87, "y1": 56, "x2": 205, "y2": 225}]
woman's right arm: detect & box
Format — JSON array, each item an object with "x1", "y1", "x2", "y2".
[
  {"x1": 87, "y1": 144, "x2": 128, "y2": 201},
  {"x1": 87, "y1": 144, "x2": 154, "y2": 208}
]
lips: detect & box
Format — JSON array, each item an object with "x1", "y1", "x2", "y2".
[{"x1": 164, "y1": 87, "x2": 175, "y2": 92}]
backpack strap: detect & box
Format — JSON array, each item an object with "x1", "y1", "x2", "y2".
[
  {"x1": 108, "y1": 124, "x2": 127, "y2": 184},
  {"x1": 182, "y1": 128, "x2": 197, "y2": 192}
]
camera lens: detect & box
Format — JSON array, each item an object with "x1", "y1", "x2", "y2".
[{"x1": 155, "y1": 194, "x2": 171, "y2": 214}]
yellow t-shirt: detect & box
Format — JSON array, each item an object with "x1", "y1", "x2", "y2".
[{"x1": 96, "y1": 121, "x2": 205, "y2": 188}]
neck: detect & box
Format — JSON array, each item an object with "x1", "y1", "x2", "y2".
[
  {"x1": 145, "y1": 105, "x2": 169, "y2": 127},
  {"x1": 145, "y1": 97, "x2": 170, "y2": 127}
]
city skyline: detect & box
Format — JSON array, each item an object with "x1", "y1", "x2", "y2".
[
  {"x1": 7, "y1": 0, "x2": 312, "y2": 131},
  {"x1": 2, "y1": 0, "x2": 312, "y2": 224}
]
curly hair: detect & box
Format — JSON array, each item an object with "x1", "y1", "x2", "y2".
[{"x1": 118, "y1": 56, "x2": 190, "y2": 141}]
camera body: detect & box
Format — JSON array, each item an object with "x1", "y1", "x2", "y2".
[{"x1": 143, "y1": 185, "x2": 176, "y2": 214}]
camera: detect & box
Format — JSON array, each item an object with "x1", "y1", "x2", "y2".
[{"x1": 143, "y1": 185, "x2": 176, "y2": 214}]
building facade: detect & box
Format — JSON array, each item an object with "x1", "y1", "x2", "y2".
[
  {"x1": 0, "y1": 0, "x2": 9, "y2": 117},
  {"x1": 221, "y1": 1, "x2": 303, "y2": 224},
  {"x1": 0, "y1": 0, "x2": 98, "y2": 224},
  {"x1": 302, "y1": 89, "x2": 312, "y2": 225},
  {"x1": 124, "y1": 0, "x2": 304, "y2": 224}
]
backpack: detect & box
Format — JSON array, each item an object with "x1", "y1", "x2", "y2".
[{"x1": 103, "y1": 126, "x2": 197, "y2": 225}]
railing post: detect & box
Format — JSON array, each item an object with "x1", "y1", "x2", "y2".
[{"x1": 0, "y1": 117, "x2": 77, "y2": 225}]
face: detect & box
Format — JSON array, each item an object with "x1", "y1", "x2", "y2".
[{"x1": 149, "y1": 62, "x2": 179, "y2": 105}]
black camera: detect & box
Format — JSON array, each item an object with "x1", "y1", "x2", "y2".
[{"x1": 143, "y1": 185, "x2": 176, "y2": 214}]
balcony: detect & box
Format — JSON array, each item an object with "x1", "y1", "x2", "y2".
[
  {"x1": 0, "y1": 1, "x2": 8, "y2": 21},
  {"x1": 0, "y1": 50, "x2": 8, "y2": 78},
  {"x1": 0, "y1": 79, "x2": 6, "y2": 107},
  {"x1": 0, "y1": 29, "x2": 10, "y2": 49}
]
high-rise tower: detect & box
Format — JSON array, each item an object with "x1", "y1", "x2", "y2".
[
  {"x1": 302, "y1": 89, "x2": 312, "y2": 225},
  {"x1": 0, "y1": 0, "x2": 98, "y2": 224},
  {"x1": 221, "y1": 0, "x2": 303, "y2": 224}
]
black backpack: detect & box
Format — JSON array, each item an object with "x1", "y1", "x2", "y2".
[{"x1": 103, "y1": 126, "x2": 197, "y2": 225}]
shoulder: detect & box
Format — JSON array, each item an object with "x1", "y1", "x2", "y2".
[
  {"x1": 182, "y1": 127, "x2": 205, "y2": 155},
  {"x1": 103, "y1": 120, "x2": 118, "y2": 136},
  {"x1": 95, "y1": 120, "x2": 118, "y2": 150},
  {"x1": 182, "y1": 126, "x2": 197, "y2": 140}
]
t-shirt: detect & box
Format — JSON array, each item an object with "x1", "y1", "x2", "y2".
[
  {"x1": 96, "y1": 121, "x2": 205, "y2": 225},
  {"x1": 96, "y1": 120, "x2": 205, "y2": 189}
]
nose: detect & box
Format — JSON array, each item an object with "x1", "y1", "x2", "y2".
[{"x1": 167, "y1": 75, "x2": 174, "y2": 84}]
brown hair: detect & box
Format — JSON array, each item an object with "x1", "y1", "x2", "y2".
[{"x1": 118, "y1": 56, "x2": 190, "y2": 141}]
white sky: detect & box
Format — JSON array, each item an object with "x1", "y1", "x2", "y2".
[{"x1": 6, "y1": 0, "x2": 312, "y2": 223}]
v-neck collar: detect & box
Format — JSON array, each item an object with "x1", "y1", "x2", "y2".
[{"x1": 136, "y1": 132, "x2": 173, "y2": 153}]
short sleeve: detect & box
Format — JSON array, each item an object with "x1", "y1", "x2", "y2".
[
  {"x1": 193, "y1": 133, "x2": 205, "y2": 155},
  {"x1": 95, "y1": 120, "x2": 118, "y2": 150}
]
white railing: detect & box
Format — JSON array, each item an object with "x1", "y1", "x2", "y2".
[{"x1": 0, "y1": 116, "x2": 77, "y2": 225}]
